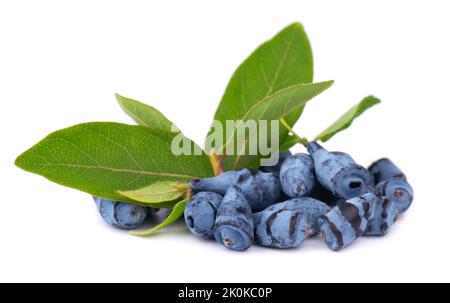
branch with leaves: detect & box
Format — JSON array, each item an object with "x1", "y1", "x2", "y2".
[{"x1": 15, "y1": 22, "x2": 380, "y2": 235}]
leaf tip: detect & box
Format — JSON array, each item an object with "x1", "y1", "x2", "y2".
[
  {"x1": 364, "y1": 95, "x2": 382, "y2": 105},
  {"x1": 115, "y1": 93, "x2": 126, "y2": 103},
  {"x1": 14, "y1": 154, "x2": 24, "y2": 169},
  {"x1": 316, "y1": 80, "x2": 334, "y2": 91},
  {"x1": 289, "y1": 22, "x2": 304, "y2": 30},
  {"x1": 14, "y1": 148, "x2": 30, "y2": 170},
  {"x1": 129, "y1": 229, "x2": 152, "y2": 237}
]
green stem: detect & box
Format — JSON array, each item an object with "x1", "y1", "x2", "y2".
[{"x1": 279, "y1": 118, "x2": 308, "y2": 147}]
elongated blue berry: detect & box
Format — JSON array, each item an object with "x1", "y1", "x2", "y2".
[
  {"x1": 377, "y1": 177, "x2": 413, "y2": 213},
  {"x1": 319, "y1": 192, "x2": 377, "y2": 251},
  {"x1": 331, "y1": 151, "x2": 355, "y2": 162},
  {"x1": 364, "y1": 196, "x2": 399, "y2": 236},
  {"x1": 307, "y1": 141, "x2": 371, "y2": 199},
  {"x1": 189, "y1": 169, "x2": 280, "y2": 212},
  {"x1": 189, "y1": 169, "x2": 245, "y2": 194},
  {"x1": 213, "y1": 186, "x2": 254, "y2": 251},
  {"x1": 279, "y1": 153, "x2": 315, "y2": 198},
  {"x1": 184, "y1": 191, "x2": 223, "y2": 239},
  {"x1": 254, "y1": 210, "x2": 310, "y2": 248},
  {"x1": 263, "y1": 197, "x2": 330, "y2": 234},
  {"x1": 94, "y1": 196, "x2": 147, "y2": 229},
  {"x1": 369, "y1": 158, "x2": 406, "y2": 184}
]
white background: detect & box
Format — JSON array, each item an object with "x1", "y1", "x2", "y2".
[{"x1": 1, "y1": 0, "x2": 449, "y2": 283}]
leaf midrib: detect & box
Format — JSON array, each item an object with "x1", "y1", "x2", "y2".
[
  {"x1": 22, "y1": 162, "x2": 202, "y2": 180},
  {"x1": 218, "y1": 82, "x2": 327, "y2": 156},
  {"x1": 264, "y1": 28, "x2": 295, "y2": 96},
  {"x1": 216, "y1": 30, "x2": 296, "y2": 155},
  {"x1": 18, "y1": 125, "x2": 206, "y2": 180}
]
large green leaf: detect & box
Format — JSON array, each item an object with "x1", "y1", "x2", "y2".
[
  {"x1": 116, "y1": 94, "x2": 179, "y2": 131},
  {"x1": 207, "y1": 22, "x2": 314, "y2": 160},
  {"x1": 15, "y1": 122, "x2": 213, "y2": 202},
  {"x1": 315, "y1": 96, "x2": 381, "y2": 142},
  {"x1": 219, "y1": 80, "x2": 333, "y2": 170}
]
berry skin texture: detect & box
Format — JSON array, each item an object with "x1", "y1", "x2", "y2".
[
  {"x1": 93, "y1": 196, "x2": 147, "y2": 229},
  {"x1": 260, "y1": 151, "x2": 292, "y2": 177},
  {"x1": 307, "y1": 141, "x2": 371, "y2": 200},
  {"x1": 213, "y1": 185, "x2": 254, "y2": 251},
  {"x1": 263, "y1": 197, "x2": 330, "y2": 234},
  {"x1": 189, "y1": 169, "x2": 281, "y2": 212},
  {"x1": 364, "y1": 196, "x2": 399, "y2": 236},
  {"x1": 376, "y1": 177, "x2": 413, "y2": 214},
  {"x1": 368, "y1": 158, "x2": 406, "y2": 185},
  {"x1": 279, "y1": 153, "x2": 316, "y2": 198},
  {"x1": 319, "y1": 192, "x2": 377, "y2": 251},
  {"x1": 184, "y1": 191, "x2": 223, "y2": 239},
  {"x1": 254, "y1": 209, "x2": 310, "y2": 248}
]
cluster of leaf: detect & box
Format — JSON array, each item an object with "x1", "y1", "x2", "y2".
[{"x1": 15, "y1": 23, "x2": 380, "y2": 235}]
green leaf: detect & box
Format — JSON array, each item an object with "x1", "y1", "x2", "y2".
[
  {"x1": 130, "y1": 199, "x2": 187, "y2": 236},
  {"x1": 218, "y1": 80, "x2": 333, "y2": 170},
  {"x1": 207, "y1": 22, "x2": 314, "y2": 157},
  {"x1": 116, "y1": 94, "x2": 179, "y2": 131},
  {"x1": 118, "y1": 181, "x2": 187, "y2": 204},
  {"x1": 279, "y1": 135, "x2": 301, "y2": 152},
  {"x1": 15, "y1": 122, "x2": 213, "y2": 202},
  {"x1": 131, "y1": 199, "x2": 181, "y2": 209},
  {"x1": 315, "y1": 96, "x2": 381, "y2": 142}
]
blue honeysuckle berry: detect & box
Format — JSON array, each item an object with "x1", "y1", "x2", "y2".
[
  {"x1": 308, "y1": 151, "x2": 354, "y2": 206},
  {"x1": 368, "y1": 158, "x2": 406, "y2": 185},
  {"x1": 279, "y1": 153, "x2": 316, "y2": 198},
  {"x1": 376, "y1": 177, "x2": 413, "y2": 214},
  {"x1": 254, "y1": 209, "x2": 310, "y2": 249},
  {"x1": 319, "y1": 192, "x2": 378, "y2": 251},
  {"x1": 307, "y1": 141, "x2": 371, "y2": 199},
  {"x1": 364, "y1": 196, "x2": 399, "y2": 236},
  {"x1": 213, "y1": 186, "x2": 254, "y2": 251},
  {"x1": 234, "y1": 169, "x2": 281, "y2": 212},
  {"x1": 189, "y1": 169, "x2": 246, "y2": 195},
  {"x1": 189, "y1": 169, "x2": 281, "y2": 212},
  {"x1": 93, "y1": 196, "x2": 147, "y2": 229},
  {"x1": 262, "y1": 197, "x2": 330, "y2": 234},
  {"x1": 184, "y1": 191, "x2": 223, "y2": 239}
]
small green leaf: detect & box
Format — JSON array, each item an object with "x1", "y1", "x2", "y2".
[
  {"x1": 15, "y1": 122, "x2": 213, "y2": 202},
  {"x1": 218, "y1": 80, "x2": 334, "y2": 170},
  {"x1": 116, "y1": 94, "x2": 179, "y2": 131},
  {"x1": 207, "y1": 22, "x2": 314, "y2": 161},
  {"x1": 315, "y1": 96, "x2": 381, "y2": 142},
  {"x1": 130, "y1": 199, "x2": 187, "y2": 236},
  {"x1": 118, "y1": 181, "x2": 187, "y2": 204}
]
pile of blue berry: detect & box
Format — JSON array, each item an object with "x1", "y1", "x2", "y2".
[
  {"x1": 93, "y1": 141, "x2": 413, "y2": 252},
  {"x1": 185, "y1": 141, "x2": 413, "y2": 251}
]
